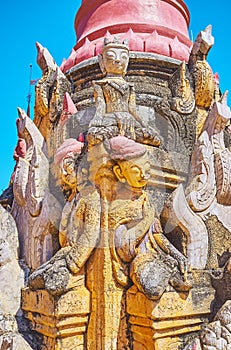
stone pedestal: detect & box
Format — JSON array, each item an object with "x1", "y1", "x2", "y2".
[
  {"x1": 127, "y1": 276, "x2": 215, "y2": 350},
  {"x1": 21, "y1": 286, "x2": 90, "y2": 350}
]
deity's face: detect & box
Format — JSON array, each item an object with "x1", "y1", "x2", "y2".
[
  {"x1": 116, "y1": 153, "x2": 151, "y2": 188},
  {"x1": 102, "y1": 46, "x2": 129, "y2": 76},
  {"x1": 61, "y1": 154, "x2": 77, "y2": 188}
]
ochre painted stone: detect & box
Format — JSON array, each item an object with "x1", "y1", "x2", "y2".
[
  {"x1": 127, "y1": 280, "x2": 215, "y2": 350},
  {"x1": 21, "y1": 285, "x2": 90, "y2": 349}
]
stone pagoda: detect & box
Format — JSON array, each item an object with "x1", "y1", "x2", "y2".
[{"x1": 0, "y1": 0, "x2": 231, "y2": 349}]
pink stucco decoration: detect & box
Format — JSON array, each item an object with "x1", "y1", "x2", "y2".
[
  {"x1": 109, "y1": 136, "x2": 146, "y2": 160},
  {"x1": 13, "y1": 138, "x2": 27, "y2": 161},
  {"x1": 74, "y1": 37, "x2": 96, "y2": 65},
  {"x1": 59, "y1": 92, "x2": 78, "y2": 125},
  {"x1": 60, "y1": 0, "x2": 192, "y2": 72},
  {"x1": 10, "y1": 136, "x2": 27, "y2": 183},
  {"x1": 54, "y1": 138, "x2": 84, "y2": 166},
  {"x1": 214, "y1": 72, "x2": 220, "y2": 86},
  {"x1": 145, "y1": 30, "x2": 170, "y2": 57},
  {"x1": 60, "y1": 49, "x2": 78, "y2": 72},
  {"x1": 77, "y1": 133, "x2": 85, "y2": 143}
]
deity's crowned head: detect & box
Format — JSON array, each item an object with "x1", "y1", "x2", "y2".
[
  {"x1": 100, "y1": 36, "x2": 129, "y2": 77},
  {"x1": 109, "y1": 136, "x2": 151, "y2": 189},
  {"x1": 54, "y1": 138, "x2": 84, "y2": 189}
]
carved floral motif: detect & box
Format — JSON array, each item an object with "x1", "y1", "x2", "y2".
[{"x1": 170, "y1": 61, "x2": 195, "y2": 114}]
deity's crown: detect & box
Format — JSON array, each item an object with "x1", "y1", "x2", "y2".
[
  {"x1": 109, "y1": 136, "x2": 146, "y2": 160},
  {"x1": 102, "y1": 36, "x2": 129, "y2": 52},
  {"x1": 54, "y1": 138, "x2": 84, "y2": 166}
]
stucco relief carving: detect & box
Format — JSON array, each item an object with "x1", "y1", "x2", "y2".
[
  {"x1": 189, "y1": 25, "x2": 215, "y2": 109},
  {"x1": 161, "y1": 184, "x2": 208, "y2": 269},
  {"x1": 162, "y1": 93, "x2": 231, "y2": 274},
  {"x1": 34, "y1": 42, "x2": 71, "y2": 140},
  {"x1": 204, "y1": 92, "x2": 231, "y2": 205},
  {"x1": 189, "y1": 25, "x2": 216, "y2": 140},
  {"x1": 21, "y1": 38, "x2": 198, "y2": 349},
  {"x1": 11, "y1": 108, "x2": 62, "y2": 270},
  {"x1": 169, "y1": 61, "x2": 195, "y2": 115},
  {"x1": 186, "y1": 130, "x2": 216, "y2": 212},
  {"x1": 186, "y1": 92, "x2": 231, "y2": 211},
  {"x1": 2, "y1": 24, "x2": 231, "y2": 350},
  {"x1": 88, "y1": 37, "x2": 162, "y2": 147}
]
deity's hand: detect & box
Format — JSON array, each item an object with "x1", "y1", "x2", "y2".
[
  {"x1": 178, "y1": 255, "x2": 192, "y2": 277},
  {"x1": 87, "y1": 125, "x2": 118, "y2": 145},
  {"x1": 169, "y1": 255, "x2": 193, "y2": 292},
  {"x1": 89, "y1": 115, "x2": 104, "y2": 128},
  {"x1": 141, "y1": 126, "x2": 162, "y2": 146},
  {"x1": 114, "y1": 224, "x2": 137, "y2": 263},
  {"x1": 43, "y1": 258, "x2": 70, "y2": 295},
  {"x1": 116, "y1": 113, "x2": 136, "y2": 139},
  {"x1": 28, "y1": 247, "x2": 72, "y2": 295},
  {"x1": 87, "y1": 127, "x2": 105, "y2": 146}
]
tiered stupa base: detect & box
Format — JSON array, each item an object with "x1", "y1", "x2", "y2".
[{"x1": 22, "y1": 272, "x2": 214, "y2": 349}]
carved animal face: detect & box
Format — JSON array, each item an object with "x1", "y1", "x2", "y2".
[{"x1": 102, "y1": 47, "x2": 129, "y2": 76}]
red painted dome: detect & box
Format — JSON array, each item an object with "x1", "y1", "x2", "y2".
[{"x1": 60, "y1": 0, "x2": 192, "y2": 72}]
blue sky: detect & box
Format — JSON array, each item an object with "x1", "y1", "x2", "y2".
[{"x1": 0, "y1": 0, "x2": 231, "y2": 191}]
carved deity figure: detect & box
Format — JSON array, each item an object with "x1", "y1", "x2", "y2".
[
  {"x1": 28, "y1": 134, "x2": 191, "y2": 299},
  {"x1": 28, "y1": 138, "x2": 101, "y2": 295},
  {"x1": 108, "y1": 136, "x2": 192, "y2": 299},
  {"x1": 88, "y1": 37, "x2": 161, "y2": 146},
  {"x1": 54, "y1": 138, "x2": 85, "y2": 245}
]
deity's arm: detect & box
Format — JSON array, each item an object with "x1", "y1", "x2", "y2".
[
  {"x1": 151, "y1": 228, "x2": 189, "y2": 274},
  {"x1": 115, "y1": 198, "x2": 154, "y2": 262},
  {"x1": 92, "y1": 81, "x2": 106, "y2": 119},
  {"x1": 128, "y1": 84, "x2": 163, "y2": 147},
  {"x1": 65, "y1": 190, "x2": 101, "y2": 273},
  {"x1": 59, "y1": 198, "x2": 76, "y2": 247},
  {"x1": 28, "y1": 189, "x2": 101, "y2": 294},
  {"x1": 128, "y1": 84, "x2": 145, "y2": 126}
]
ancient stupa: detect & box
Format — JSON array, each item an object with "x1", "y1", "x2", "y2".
[{"x1": 0, "y1": 0, "x2": 231, "y2": 349}]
